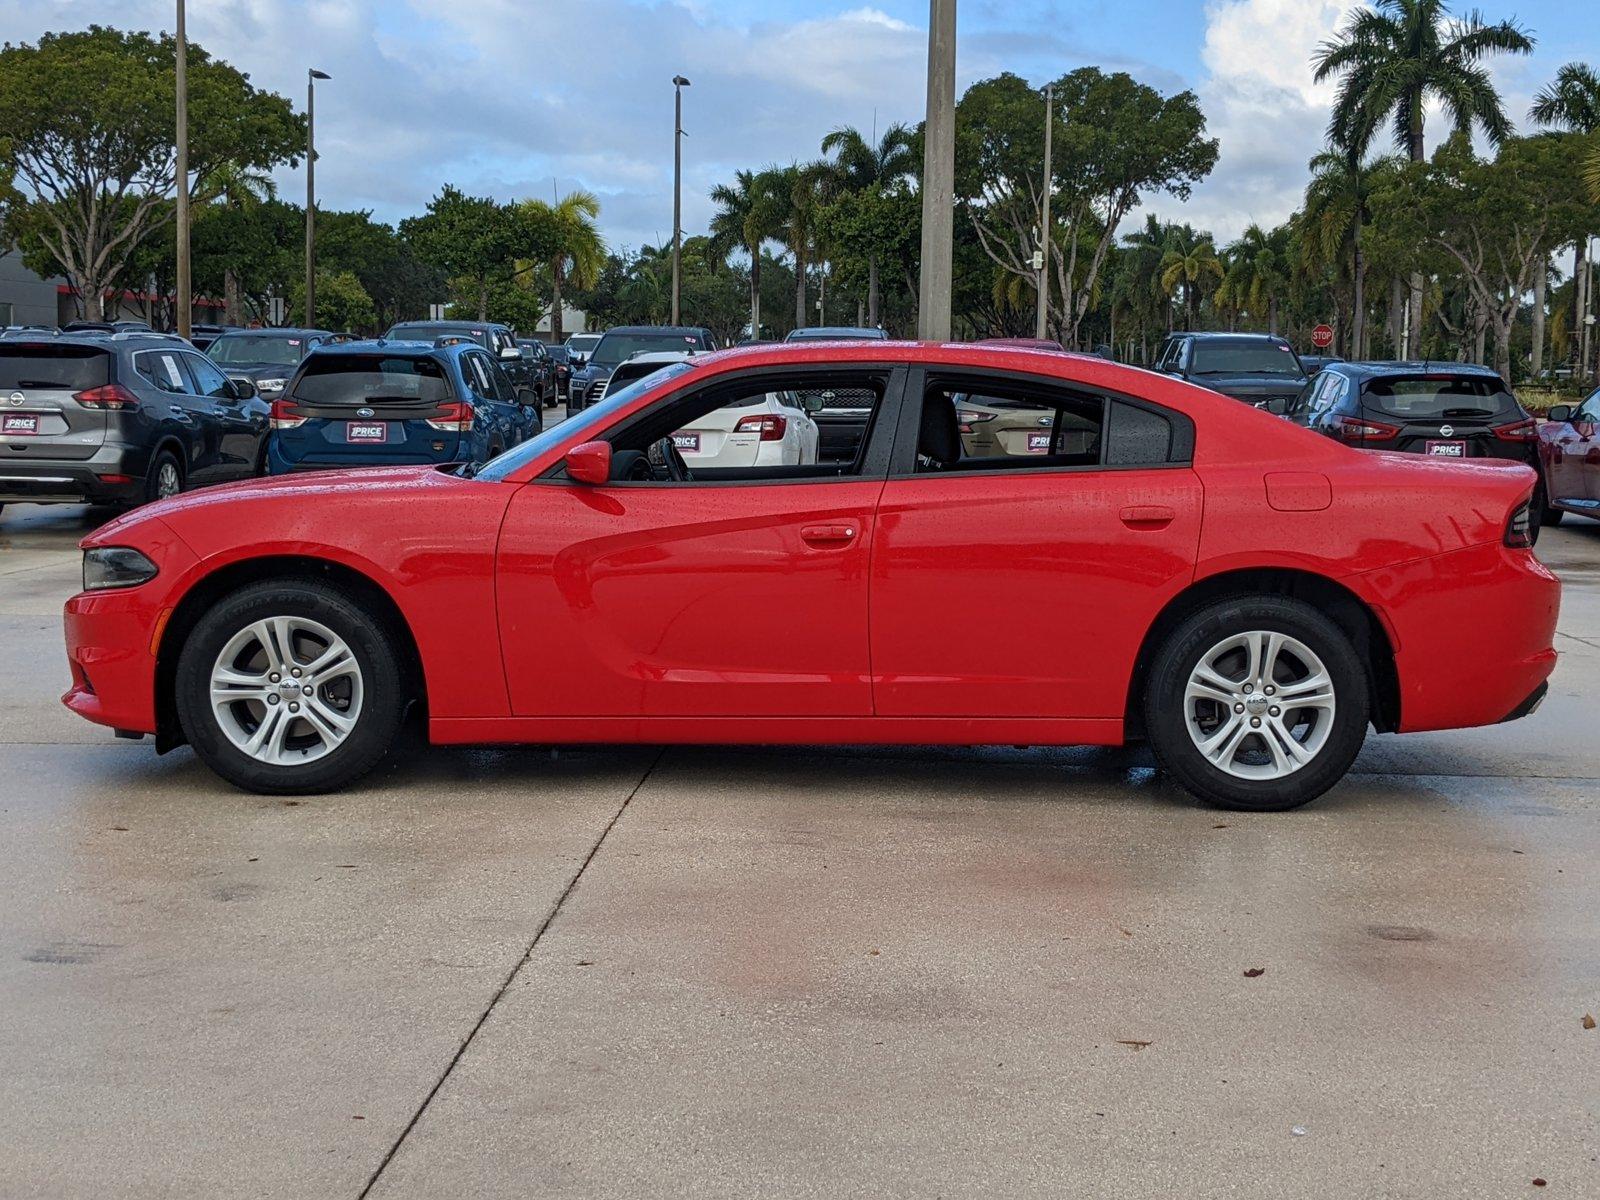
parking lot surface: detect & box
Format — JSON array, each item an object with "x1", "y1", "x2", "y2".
[{"x1": 2, "y1": 498, "x2": 1598, "y2": 1198}]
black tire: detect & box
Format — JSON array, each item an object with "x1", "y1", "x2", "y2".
[
  {"x1": 144, "y1": 449, "x2": 184, "y2": 504},
  {"x1": 1143, "y1": 595, "x2": 1370, "y2": 812},
  {"x1": 174, "y1": 579, "x2": 409, "y2": 794},
  {"x1": 1537, "y1": 477, "x2": 1563, "y2": 527}
]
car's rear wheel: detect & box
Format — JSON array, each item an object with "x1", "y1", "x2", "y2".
[
  {"x1": 145, "y1": 450, "x2": 184, "y2": 503},
  {"x1": 1536, "y1": 477, "x2": 1563, "y2": 527},
  {"x1": 1143, "y1": 596, "x2": 1369, "y2": 811},
  {"x1": 174, "y1": 580, "x2": 408, "y2": 794}
]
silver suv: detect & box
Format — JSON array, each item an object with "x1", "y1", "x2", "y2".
[{"x1": 0, "y1": 333, "x2": 270, "y2": 517}]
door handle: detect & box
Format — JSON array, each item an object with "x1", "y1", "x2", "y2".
[
  {"x1": 169, "y1": 405, "x2": 193, "y2": 420},
  {"x1": 1120, "y1": 505, "x2": 1175, "y2": 528},
  {"x1": 801, "y1": 523, "x2": 858, "y2": 547}
]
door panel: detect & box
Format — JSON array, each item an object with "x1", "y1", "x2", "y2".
[
  {"x1": 871, "y1": 469, "x2": 1203, "y2": 718},
  {"x1": 497, "y1": 480, "x2": 882, "y2": 717}
]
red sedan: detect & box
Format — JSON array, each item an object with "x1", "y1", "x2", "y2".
[{"x1": 63, "y1": 342, "x2": 1559, "y2": 811}]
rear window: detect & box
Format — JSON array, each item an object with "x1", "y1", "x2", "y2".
[
  {"x1": 292, "y1": 354, "x2": 451, "y2": 405},
  {"x1": 1361, "y1": 376, "x2": 1514, "y2": 419},
  {"x1": 0, "y1": 345, "x2": 109, "y2": 390},
  {"x1": 1190, "y1": 341, "x2": 1304, "y2": 377}
]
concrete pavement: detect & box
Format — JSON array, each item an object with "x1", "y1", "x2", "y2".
[{"x1": 1, "y1": 501, "x2": 1597, "y2": 1198}]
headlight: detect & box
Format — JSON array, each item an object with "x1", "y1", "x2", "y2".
[
  {"x1": 255, "y1": 378, "x2": 287, "y2": 394},
  {"x1": 82, "y1": 546, "x2": 159, "y2": 592}
]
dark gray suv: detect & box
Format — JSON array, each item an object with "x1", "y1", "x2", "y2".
[{"x1": 0, "y1": 333, "x2": 270, "y2": 517}]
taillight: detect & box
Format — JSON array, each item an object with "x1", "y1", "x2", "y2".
[
  {"x1": 74, "y1": 384, "x2": 139, "y2": 411},
  {"x1": 425, "y1": 401, "x2": 474, "y2": 433},
  {"x1": 734, "y1": 413, "x2": 787, "y2": 441},
  {"x1": 1335, "y1": 415, "x2": 1400, "y2": 442},
  {"x1": 1505, "y1": 500, "x2": 1534, "y2": 549},
  {"x1": 1495, "y1": 417, "x2": 1537, "y2": 442},
  {"x1": 269, "y1": 397, "x2": 306, "y2": 429},
  {"x1": 957, "y1": 409, "x2": 995, "y2": 434}
]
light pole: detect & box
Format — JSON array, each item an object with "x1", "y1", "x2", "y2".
[
  {"x1": 917, "y1": 0, "x2": 956, "y2": 341},
  {"x1": 304, "y1": 68, "x2": 331, "y2": 327},
  {"x1": 174, "y1": 0, "x2": 190, "y2": 338},
  {"x1": 1034, "y1": 81, "x2": 1053, "y2": 342},
  {"x1": 671, "y1": 75, "x2": 691, "y2": 326}
]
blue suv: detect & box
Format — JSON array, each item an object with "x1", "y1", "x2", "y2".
[{"x1": 265, "y1": 339, "x2": 541, "y2": 475}]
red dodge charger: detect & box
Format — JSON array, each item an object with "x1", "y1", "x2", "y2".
[{"x1": 63, "y1": 342, "x2": 1560, "y2": 811}]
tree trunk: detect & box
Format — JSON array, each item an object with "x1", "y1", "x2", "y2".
[
  {"x1": 1473, "y1": 308, "x2": 1488, "y2": 365},
  {"x1": 793, "y1": 250, "x2": 807, "y2": 330},
  {"x1": 1575, "y1": 240, "x2": 1587, "y2": 369},
  {"x1": 1492, "y1": 311, "x2": 1513, "y2": 381},
  {"x1": 1268, "y1": 297, "x2": 1279, "y2": 337},
  {"x1": 1531, "y1": 256, "x2": 1547, "y2": 380},
  {"x1": 1351, "y1": 219, "x2": 1366, "y2": 358},
  {"x1": 550, "y1": 261, "x2": 566, "y2": 343},
  {"x1": 867, "y1": 255, "x2": 879, "y2": 327},
  {"x1": 477, "y1": 282, "x2": 489, "y2": 322},
  {"x1": 1387, "y1": 275, "x2": 1404, "y2": 357},
  {"x1": 82, "y1": 275, "x2": 106, "y2": 322},
  {"x1": 223, "y1": 268, "x2": 243, "y2": 326},
  {"x1": 1405, "y1": 96, "x2": 1426, "y2": 359},
  {"x1": 749, "y1": 246, "x2": 762, "y2": 337}
]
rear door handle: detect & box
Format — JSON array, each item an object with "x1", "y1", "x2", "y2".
[
  {"x1": 1120, "y1": 505, "x2": 1176, "y2": 528},
  {"x1": 169, "y1": 405, "x2": 193, "y2": 420},
  {"x1": 800, "y1": 523, "x2": 858, "y2": 547}
]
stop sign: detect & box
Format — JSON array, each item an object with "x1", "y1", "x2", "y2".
[{"x1": 1312, "y1": 324, "x2": 1334, "y2": 349}]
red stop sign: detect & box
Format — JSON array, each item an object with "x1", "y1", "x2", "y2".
[{"x1": 1312, "y1": 324, "x2": 1334, "y2": 349}]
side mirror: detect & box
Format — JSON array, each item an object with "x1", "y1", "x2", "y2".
[
  {"x1": 228, "y1": 376, "x2": 257, "y2": 400},
  {"x1": 516, "y1": 387, "x2": 538, "y2": 406},
  {"x1": 799, "y1": 391, "x2": 824, "y2": 414},
  {"x1": 565, "y1": 440, "x2": 612, "y2": 485},
  {"x1": 1264, "y1": 397, "x2": 1288, "y2": 416},
  {"x1": 500, "y1": 345, "x2": 523, "y2": 361},
  {"x1": 1547, "y1": 404, "x2": 1573, "y2": 423}
]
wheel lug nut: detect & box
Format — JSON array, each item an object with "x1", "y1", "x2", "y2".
[
  {"x1": 1242, "y1": 683, "x2": 1253, "y2": 694},
  {"x1": 267, "y1": 695, "x2": 279, "y2": 705},
  {"x1": 291, "y1": 668, "x2": 302, "y2": 678},
  {"x1": 289, "y1": 702, "x2": 300, "y2": 713},
  {"x1": 1265, "y1": 685, "x2": 1276, "y2": 696},
  {"x1": 1250, "y1": 717, "x2": 1261, "y2": 728},
  {"x1": 302, "y1": 684, "x2": 313, "y2": 694},
  {"x1": 269, "y1": 673, "x2": 280, "y2": 683},
  {"x1": 1270, "y1": 706, "x2": 1281, "y2": 717},
  {"x1": 1234, "y1": 703, "x2": 1245, "y2": 714}
]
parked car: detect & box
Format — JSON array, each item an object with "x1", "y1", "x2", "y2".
[
  {"x1": 1298, "y1": 354, "x2": 1344, "y2": 377},
  {"x1": 1154, "y1": 332, "x2": 1308, "y2": 412},
  {"x1": 783, "y1": 326, "x2": 888, "y2": 342},
  {"x1": 569, "y1": 325, "x2": 717, "y2": 411},
  {"x1": 515, "y1": 338, "x2": 558, "y2": 407},
  {"x1": 975, "y1": 337, "x2": 1066, "y2": 351},
  {"x1": 0, "y1": 332, "x2": 268, "y2": 515},
  {"x1": 63, "y1": 341, "x2": 1557, "y2": 812},
  {"x1": 188, "y1": 324, "x2": 239, "y2": 351},
  {"x1": 1535, "y1": 387, "x2": 1600, "y2": 526},
  {"x1": 264, "y1": 338, "x2": 540, "y2": 475},
  {"x1": 563, "y1": 332, "x2": 602, "y2": 368},
  {"x1": 207, "y1": 328, "x2": 340, "y2": 397},
  {"x1": 384, "y1": 320, "x2": 543, "y2": 402},
  {"x1": 953, "y1": 391, "x2": 1099, "y2": 459}
]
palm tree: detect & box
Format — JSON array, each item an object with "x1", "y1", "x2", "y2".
[
  {"x1": 1313, "y1": 0, "x2": 1533, "y2": 355},
  {"x1": 819, "y1": 122, "x2": 916, "y2": 326},
  {"x1": 1119, "y1": 215, "x2": 1177, "y2": 347},
  {"x1": 768, "y1": 162, "x2": 831, "y2": 330},
  {"x1": 518, "y1": 191, "x2": 603, "y2": 343},
  {"x1": 1531, "y1": 64, "x2": 1600, "y2": 363},
  {"x1": 1218, "y1": 223, "x2": 1293, "y2": 335},
  {"x1": 196, "y1": 162, "x2": 275, "y2": 324},
  {"x1": 709, "y1": 168, "x2": 782, "y2": 338},
  {"x1": 1159, "y1": 229, "x2": 1223, "y2": 331}
]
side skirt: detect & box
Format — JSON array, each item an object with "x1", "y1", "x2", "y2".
[{"x1": 429, "y1": 716, "x2": 1125, "y2": 747}]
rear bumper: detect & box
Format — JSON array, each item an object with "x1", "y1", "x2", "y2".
[
  {"x1": 265, "y1": 439, "x2": 469, "y2": 475},
  {"x1": 0, "y1": 446, "x2": 147, "y2": 504},
  {"x1": 1356, "y1": 541, "x2": 1560, "y2": 733}
]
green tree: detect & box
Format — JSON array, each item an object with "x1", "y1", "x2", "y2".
[
  {"x1": 709, "y1": 168, "x2": 784, "y2": 337},
  {"x1": 400, "y1": 186, "x2": 521, "y2": 321},
  {"x1": 1531, "y1": 63, "x2": 1600, "y2": 362},
  {"x1": 1313, "y1": 0, "x2": 1533, "y2": 355},
  {"x1": 1158, "y1": 228, "x2": 1223, "y2": 331},
  {"x1": 1217, "y1": 223, "x2": 1294, "y2": 335},
  {"x1": 292, "y1": 269, "x2": 376, "y2": 333},
  {"x1": 819, "y1": 122, "x2": 916, "y2": 325},
  {"x1": 516, "y1": 191, "x2": 604, "y2": 342},
  {"x1": 0, "y1": 26, "x2": 304, "y2": 319},
  {"x1": 768, "y1": 162, "x2": 831, "y2": 330}
]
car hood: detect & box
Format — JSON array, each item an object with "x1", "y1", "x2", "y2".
[
  {"x1": 219, "y1": 362, "x2": 299, "y2": 380},
  {"x1": 1193, "y1": 374, "x2": 1307, "y2": 398}
]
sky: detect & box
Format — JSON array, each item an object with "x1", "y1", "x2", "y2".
[{"x1": 2, "y1": 0, "x2": 1595, "y2": 254}]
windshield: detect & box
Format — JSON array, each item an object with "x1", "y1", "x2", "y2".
[
  {"x1": 785, "y1": 328, "x2": 885, "y2": 341},
  {"x1": 477, "y1": 361, "x2": 695, "y2": 481},
  {"x1": 292, "y1": 354, "x2": 452, "y2": 405},
  {"x1": 0, "y1": 345, "x2": 109, "y2": 389},
  {"x1": 388, "y1": 324, "x2": 488, "y2": 349},
  {"x1": 1191, "y1": 341, "x2": 1304, "y2": 377},
  {"x1": 592, "y1": 332, "x2": 701, "y2": 367},
  {"x1": 566, "y1": 335, "x2": 601, "y2": 355},
  {"x1": 1361, "y1": 376, "x2": 1514, "y2": 420},
  {"x1": 208, "y1": 335, "x2": 308, "y2": 367}
]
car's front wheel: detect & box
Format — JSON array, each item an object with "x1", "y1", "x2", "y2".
[
  {"x1": 174, "y1": 580, "x2": 408, "y2": 794},
  {"x1": 1143, "y1": 596, "x2": 1369, "y2": 811}
]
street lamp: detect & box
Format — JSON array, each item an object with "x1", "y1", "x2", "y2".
[
  {"x1": 174, "y1": 0, "x2": 190, "y2": 338},
  {"x1": 1035, "y1": 81, "x2": 1053, "y2": 341},
  {"x1": 671, "y1": 75, "x2": 691, "y2": 327},
  {"x1": 305, "y1": 68, "x2": 331, "y2": 327},
  {"x1": 918, "y1": 0, "x2": 957, "y2": 340}
]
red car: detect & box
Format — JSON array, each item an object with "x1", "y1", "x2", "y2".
[
  {"x1": 63, "y1": 343, "x2": 1559, "y2": 811},
  {"x1": 1536, "y1": 389, "x2": 1600, "y2": 525}
]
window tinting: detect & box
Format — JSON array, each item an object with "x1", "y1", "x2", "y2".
[
  {"x1": 1360, "y1": 375, "x2": 1514, "y2": 419},
  {"x1": 0, "y1": 345, "x2": 109, "y2": 390},
  {"x1": 1189, "y1": 340, "x2": 1304, "y2": 377},
  {"x1": 293, "y1": 354, "x2": 452, "y2": 405},
  {"x1": 208, "y1": 335, "x2": 307, "y2": 367},
  {"x1": 1103, "y1": 401, "x2": 1173, "y2": 465}
]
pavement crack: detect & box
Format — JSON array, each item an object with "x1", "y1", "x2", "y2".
[{"x1": 355, "y1": 747, "x2": 666, "y2": 1199}]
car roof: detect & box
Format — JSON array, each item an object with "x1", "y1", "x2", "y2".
[
  {"x1": 1173, "y1": 331, "x2": 1291, "y2": 343},
  {"x1": 309, "y1": 337, "x2": 467, "y2": 361},
  {"x1": 0, "y1": 332, "x2": 187, "y2": 352},
  {"x1": 213, "y1": 327, "x2": 333, "y2": 339},
  {"x1": 598, "y1": 325, "x2": 710, "y2": 337},
  {"x1": 389, "y1": 319, "x2": 504, "y2": 331},
  {"x1": 786, "y1": 326, "x2": 887, "y2": 340},
  {"x1": 617, "y1": 351, "x2": 698, "y2": 365}
]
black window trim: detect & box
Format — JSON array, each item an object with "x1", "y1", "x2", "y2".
[
  {"x1": 532, "y1": 361, "x2": 912, "y2": 489},
  {"x1": 885, "y1": 365, "x2": 1195, "y2": 480}
]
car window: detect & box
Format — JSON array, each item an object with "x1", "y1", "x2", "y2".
[
  {"x1": 461, "y1": 353, "x2": 493, "y2": 400},
  {"x1": 134, "y1": 350, "x2": 190, "y2": 395},
  {"x1": 482, "y1": 357, "x2": 514, "y2": 402},
  {"x1": 0, "y1": 345, "x2": 109, "y2": 389},
  {"x1": 1574, "y1": 389, "x2": 1600, "y2": 422},
  {"x1": 292, "y1": 353, "x2": 452, "y2": 404},
  {"x1": 183, "y1": 352, "x2": 234, "y2": 398},
  {"x1": 1360, "y1": 375, "x2": 1514, "y2": 419},
  {"x1": 920, "y1": 384, "x2": 1103, "y2": 473}
]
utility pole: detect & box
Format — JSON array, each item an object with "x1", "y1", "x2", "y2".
[
  {"x1": 917, "y1": 0, "x2": 956, "y2": 341},
  {"x1": 672, "y1": 75, "x2": 691, "y2": 326},
  {"x1": 1034, "y1": 81, "x2": 1053, "y2": 342},
  {"x1": 174, "y1": 0, "x2": 190, "y2": 338},
  {"x1": 304, "y1": 69, "x2": 331, "y2": 327}
]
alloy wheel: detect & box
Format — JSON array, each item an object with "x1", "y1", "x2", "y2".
[
  {"x1": 209, "y1": 616, "x2": 364, "y2": 765},
  {"x1": 156, "y1": 461, "x2": 181, "y2": 499},
  {"x1": 1183, "y1": 630, "x2": 1337, "y2": 780}
]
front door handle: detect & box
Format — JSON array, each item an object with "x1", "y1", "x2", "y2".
[
  {"x1": 800, "y1": 523, "x2": 858, "y2": 547},
  {"x1": 1120, "y1": 505, "x2": 1176, "y2": 529}
]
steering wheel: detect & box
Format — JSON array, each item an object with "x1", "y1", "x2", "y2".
[{"x1": 646, "y1": 436, "x2": 692, "y2": 482}]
